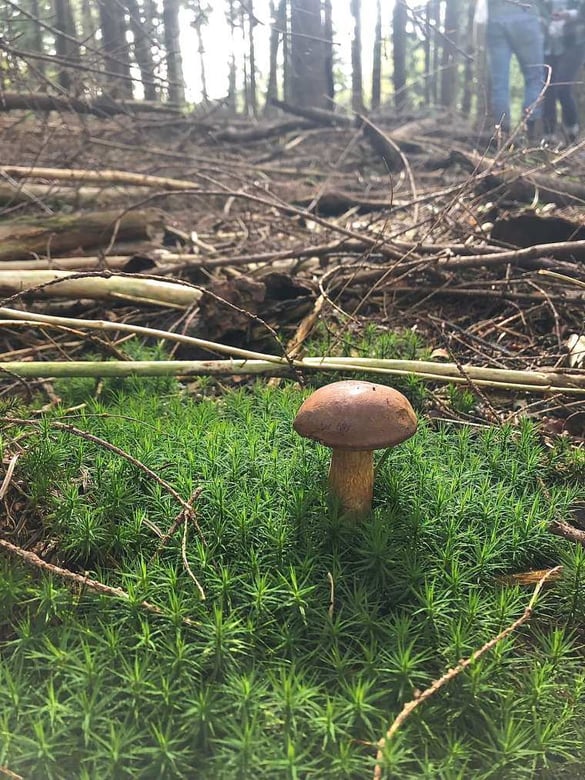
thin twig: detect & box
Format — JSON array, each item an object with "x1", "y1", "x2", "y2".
[
  {"x1": 0, "y1": 453, "x2": 19, "y2": 500},
  {"x1": 150, "y1": 487, "x2": 203, "y2": 561},
  {"x1": 1, "y1": 416, "x2": 204, "y2": 543},
  {"x1": 0, "y1": 537, "x2": 199, "y2": 628},
  {"x1": 372, "y1": 566, "x2": 561, "y2": 779},
  {"x1": 181, "y1": 513, "x2": 206, "y2": 601},
  {"x1": 327, "y1": 571, "x2": 335, "y2": 618},
  {"x1": 0, "y1": 767, "x2": 23, "y2": 780}
]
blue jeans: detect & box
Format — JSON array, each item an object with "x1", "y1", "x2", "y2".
[
  {"x1": 543, "y1": 46, "x2": 585, "y2": 135},
  {"x1": 487, "y1": 5, "x2": 545, "y2": 132}
]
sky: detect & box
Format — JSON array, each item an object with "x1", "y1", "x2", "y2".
[{"x1": 179, "y1": 0, "x2": 384, "y2": 103}]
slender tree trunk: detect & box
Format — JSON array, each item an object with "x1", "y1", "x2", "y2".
[
  {"x1": 264, "y1": 0, "x2": 285, "y2": 115},
  {"x1": 78, "y1": 0, "x2": 96, "y2": 47},
  {"x1": 195, "y1": 22, "x2": 208, "y2": 102},
  {"x1": 54, "y1": 0, "x2": 80, "y2": 91},
  {"x1": 30, "y1": 0, "x2": 47, "y2": 84},
  {"x1": 323, "y1": 0, "x2": 335, "y2": 105},
  {"x1": 371, "y1": 0, "x2": 382, "y2": 109},
  {"x1": 290, "y1": 0, "x2": 328, "y2": 108},
  {"x1": 240, "y1": 3, "x2": 250, "y2": 115},
  {"x1": 283, "y1": 0, "x2": 291, "y2": 102},
  {"x1": 461, "y1": 0, "x2": 476, "y2": 116},
  {"x1": 162, "y1": 0, "x2": 185, "y2": 103},
  {"x1": 424, "y1": 0, "x2": 432, "y2": 106},
  {"x1": 431, "y1": 0, "x2": 440, "y2": 104},
  {"x1": 392, "y1": 0, "x2": 408, "y2": 111},
  {"x1": 440, "y1": 0, "x2": 460, "y2": 107},
  {"x1": 125, "y1": 0, "x2": 158, "y2": 101},
  {"x1": 248, "y1": 0, "x2": 257, "y2": 116},
  {"x1": 226, "y1": 0, "x2": 237, "y2": 112},
  {"x1": 98, "y1": 0, "x2": 132, "y2": 99},
  {"x1": 350, "y1": 0, "x2": 364, "y2": 112}
]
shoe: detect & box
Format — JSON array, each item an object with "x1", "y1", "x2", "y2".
[{"x1": 541, "y1": 134, "x2": 560, "y2": 149}]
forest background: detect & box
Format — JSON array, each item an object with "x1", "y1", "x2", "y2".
[{"x1": 1, "y1": 0, "x2": 532, "y2": 131}]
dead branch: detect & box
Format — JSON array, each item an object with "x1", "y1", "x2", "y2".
[
  {"x1": 451, "y1": 148, "x2": 585, "y2": 206},
  {"x1": 0, "y1": 537, "x2": 199, "y2": 627},
  {"x1": 0, "y1": 91, "x2": 183, "y2": 116},
  {"x1": 0, "y1": 209, "x2": 162, "y2": 262},
  {"x1": 0, "y1": 270, "x2": 201, "y2": 307}
]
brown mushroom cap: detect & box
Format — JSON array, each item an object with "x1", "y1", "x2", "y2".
[{"x1": 293, "y1": 380, "x2": 417, "y2": 451}]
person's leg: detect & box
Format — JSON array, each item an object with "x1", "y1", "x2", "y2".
[
  {"x1": 508, "y1": 11, "x2": 545, "y2": 126},
  {"x1": 486, "y1": 17, "x2": 513, "y2": 132},
  {"x1": 554, "y1": 45, "x2": 585, "y2": 140},
  {"x1": 542, "y1": 56, "x2": 560, "y2": 137}
]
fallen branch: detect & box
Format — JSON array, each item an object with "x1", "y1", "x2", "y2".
[
  {"x1": 549, "y1": 519, "x2": 585, "y2": 547},
  {"x1": 0, "y1": 537, "x2": 199, "y2": 627},
  {"x1": 0, "y1": 209, "x2": 162, "y2": 262},
  {"x1": 372, "y1": 566, "x2": 561, "y2": 779},
  {"x1": 0, "y1": 182, "x2": 152, "y2": 208},
  {"x1": 0, "y1": 166, "x2": 202, "y2": 193},
  {"x1": 0, "y1": 355, "x2": 583, "y2": 395},
  {"x1": 0, "y1": 271, "x2": 201, "y2": 307},
  {"x1": 0, "y1": 91, "x2": 183, "y2": 116}
]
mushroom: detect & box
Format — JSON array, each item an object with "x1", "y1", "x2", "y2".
[{"x1": 293, "y1": 380, "x2": 417, "y2": 517}]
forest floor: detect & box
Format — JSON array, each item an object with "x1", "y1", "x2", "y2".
[{"x1": 0, "y1": 105, "x2": 584, "y2": 777}]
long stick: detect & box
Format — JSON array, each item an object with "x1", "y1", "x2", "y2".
[{"x1": 0, "y1": 357, "x2": 582, "y2": 395}]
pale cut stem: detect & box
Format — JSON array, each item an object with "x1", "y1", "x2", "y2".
[{"x1": 328, "y1": 449, "x2": 374, "y2": 518}]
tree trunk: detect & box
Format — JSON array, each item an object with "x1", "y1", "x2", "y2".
[
  {"x1": 125, "y1": 0, "x2": 158, "y2": 101},
  {"x1": 53, "y1": 0, "x2": 80, "y2": 91},
  {"x1": 195, "y1": 22, "x2": 208, "y2": 102},
  {"x1": 425, "y1": 0, "x2": 440, "y2": 104},
  {"x1": 461, "y1": 0, "x2": 476, "y2": 116},
  {"x1": 29, "y1": 0, "x2": 47, "y2": 85},
  {"x1": 0, "y1": 209, "x2": 161, "y2": 262},
  {"x1": 240, "y1": 3, "x2": 250, "y2": 115},
  {"x1": 283, "y1": 0, "x2": 291, "y2": 102},
  {"x1": 226, "y1": 0, "x2": 237, "y2": 112},
  {"x1": 323, "y1": 0, "x2": 335, "y2": 104},
  {"x1": 350, "y1": 0, "x2": 364, "y2": 112},
  {"x1": 98, "y1": 0, "x2": 133, "y2": 99},
  {"x1": 371, "y1": 0, "x2": 382, "y2": 109},
  {"x1": 248, "y1": 0, "x2": 258, "y2": 116},
  {"x1": 290, "y1": 0, "x2": 328, "y2": 109},
  {"x1": 440, "y1": 0, "x2": 460, "y2": 108},
  {"x1": 264, "y1": 0, "x2": 286, "y2": 115},
  {"x1": 392, "y1": 0, "x2": 408, "y2": 111},
  {"x1": 78, "y1": 0, "x2": 97, "y2": 47},
  {"x1": 162, "y1": 0, "x2": 185, "y2": 103}
]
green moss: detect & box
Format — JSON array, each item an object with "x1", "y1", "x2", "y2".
[{"x1": 0, "y1": 378, "x2": 584, "y2": 778}]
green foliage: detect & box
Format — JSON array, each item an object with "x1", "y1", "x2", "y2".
[
  {"x1": 1, "y1": 377, "x2": 584, "y2": 778},
  {"x1": 305, "y1": 322, "x2": 428, "y2": 407}
]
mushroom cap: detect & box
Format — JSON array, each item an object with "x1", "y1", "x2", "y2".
[{"x1": 293, "y1": 380, "x2": 417, "y2": 451}]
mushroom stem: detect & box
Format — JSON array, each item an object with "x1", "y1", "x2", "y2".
[{"x1": 328, "y1": 449, "x2": 374, "y2": 517}]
